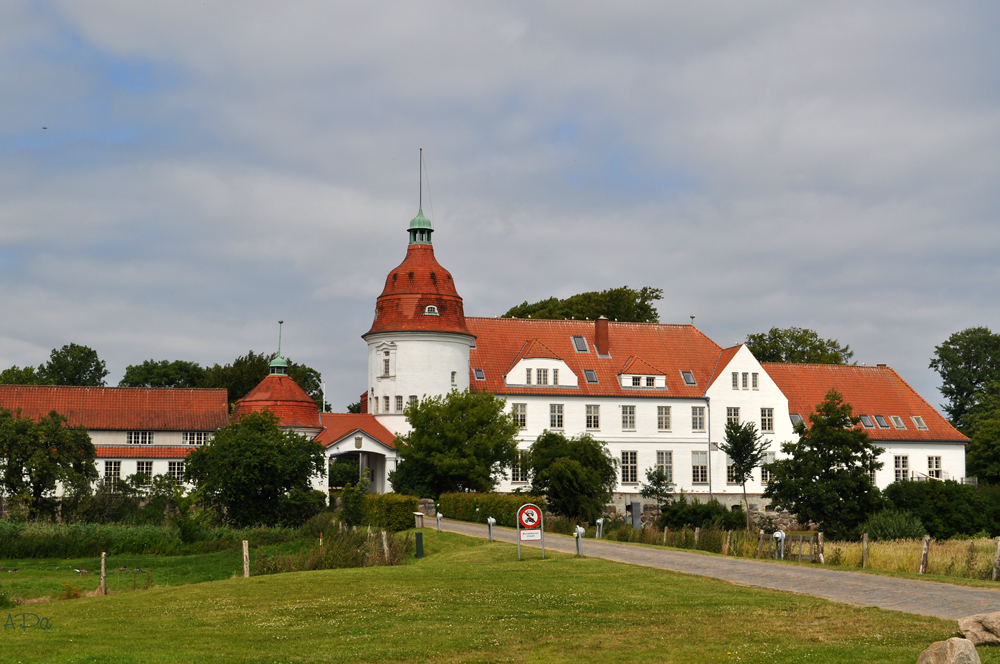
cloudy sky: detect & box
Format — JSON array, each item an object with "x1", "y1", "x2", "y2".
[{"x1": 1, "y1": 1, "x2": 997, "y2": 412}]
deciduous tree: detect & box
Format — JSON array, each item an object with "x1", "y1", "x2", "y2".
[
  {"x1": 529, "y1": 431, "x2": 618, "y2": 523},
  {"x1": 201, "y1": 350, "x2": 324, "y2": 407},
  {"x1": 119, "y1": 359, "x2": 207, "y2": 388},
  {"x1": 763, "y1": 389, "x2": 884, "y2": 540},
  {"x1": 503, "y1": 286, "x2": 662, "y2": 323},
  {"x1": 744, "y1": 327, "x2": 853, "y2": 364},
  {"x1": 37, "y1": 343, "x2": 108, "y2": 386},
  {"x1": 640, "y1": 466, "x2": 674, "y2": 518},
  {"x1": 0, "y1": 365, "x2": 42, "y2": 385},
  {"x1": 388, "y1": 390, "x2": 519, "y2": 498},
  {"x1": 929, "y1": 327, "x2": 1000, "y2": 432},
  {"x1": 718, "y1": 420, "x2": 770, "y2": 528}
]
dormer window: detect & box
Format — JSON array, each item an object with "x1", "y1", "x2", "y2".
[
  {"x1": 424, "y1": 305, "x2": 439, "y2": 316},
  {"x1": 681, "y1": 371, "x2": 696, "y2": 386}
]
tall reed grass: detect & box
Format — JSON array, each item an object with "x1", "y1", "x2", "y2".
[
  {"x1": 824, "y1": 537, "x2": 999, "y2": 579},
  {"x1": 251, "y1": 528, "x2": 413, "y2": 575}
]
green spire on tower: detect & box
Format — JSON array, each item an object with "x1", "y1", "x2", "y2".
[
  {"x1": 270, "y1": 320, "x2": 289, "y2": 375},
  {"x1": 408, "y1": 208, "x2": 434, "y2": 245}
]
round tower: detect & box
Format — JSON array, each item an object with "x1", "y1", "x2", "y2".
[{"x1": 362, "y1": 208, "x2": 475, "y2": 435}]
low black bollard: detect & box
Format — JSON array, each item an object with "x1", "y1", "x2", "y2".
[{"x1": 415, "y1": 532, "x2": 424, "y2": 559}]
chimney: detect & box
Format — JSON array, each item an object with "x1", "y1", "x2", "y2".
[{"x1": 595, "y1": 316, "x2": 609, "y2": 356}]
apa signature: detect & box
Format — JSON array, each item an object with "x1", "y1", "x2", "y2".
[{"x1": 4, "y1": 613, "x2": 53, "y2": 631}]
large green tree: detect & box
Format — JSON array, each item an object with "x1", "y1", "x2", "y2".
[
  {"x1": 929, "y1": 327, "x2": 1000, "y2": 432},
  {"x1": 37, "y1": 343, "x2": 108, "y2": 386},
  {"x1": 763, "y1": 389, "x2": 884, "y2": 540},
  {"x1": 0, "y1": 408, "x2": 98, "y2": 519},
  {"x1": 503, "y1": 286, "x2": 662, "y2": 323},
  {"x1": 185, "y1": 410, "x2": 327, "y2": 527},
  {"x1": 718, "y1": 420, "x2": 770, "y2": 528},
  {"x1": 964, "y1": 381, "x2": 1000, "y2": 484},
  {"x1": 119, "y1": 359, "x2": 207, "y2": 388},
  {"x1": 388, "y1": 390, "x2": 520, "y2": 498},
  {"x1": 528, "y1": 431, "x2": 618, "y2": 523},
  {"x1": 201, "y1": 350, "x2": 325, "y2": 408},
  {"x1": 744, "y1": 327, "x2": 853, "y2": 364},
  {"x1": 0, "y1": 365, "x2": 42, "y2": 385}
]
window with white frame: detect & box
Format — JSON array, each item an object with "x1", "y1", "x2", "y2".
[
  {"x1": 692, "y1": 451, "x2": 708, "y2": 484},
  {"x1": 586, "y1": 404, "x2": 600, "y2": 429},
  {"x1": 408, "y1": 395, "x2": 418, "y2": 405},
  {"x1": 383, "y1": 357, "x2": 390, "y2": 377},
  {"x1": 424, "y1": 305, "x2": 439, "y2": 315},
  {"x1": 526, "y1": 368, "x2": 532, "y2": 385},
  {"x1": 760, "y1": 408, "x2": 774, "y2": 433},
  {"x1": 732, "y1": 372, "x2": 739, "y2": 389},
  {"x1": 373, "y1": 398, "x2": 379, "y2": 413},
  {"x1": 135, "y1": 461, "x2": 153, "y2": 485},
  {"x1": 657, "y1": 405, "x2": 671, "y2": 431},
  {"x1": 894, "y1": 456, "x2": 909, "y2": 482},
  {"x1": 383, "y1": 396, "x2": 390, "y2": 413},
  {"x1": 912, "y1": 416, "x2": 928, "y2": 430},
  {"x1": 869, "y1": 467, "x2": 877, "y2": 485},
  {"x1": 621, "y1": 451, "x2": 638, "y2": 483},
  {"x1": 396, "y1": 396, "x2": 403, "y2": 412},
  {"x1": 622, "y1": 405, "x2": 636, "y2": 430},
  {"x1": 632, "y1": 376, "x2": 641, "y2": 386},
  {"x1": 510, "y1": 450, "x2": 530, "y2": 483},
  {"x1": 928, "y1": 456, "x2": 942, "y2": 479},
  {"x1": 646, "y1": 377, "x2": 655, "y2": 387},
  {"x1": 692, "y1": 406, "x2": 705, "y2": 431},
  {"x1": 104, "y1": 460, "x2": 121, "y2": 488},
  {"x1": 742, "y1": 372, "x2": 749, "y2": 389},
  {"x1": 752, "y1": 373, "x2": 758, "y2": 389},
  {"x1": 183, "y1": 432, "x2": 208, "y2": 445},
  {"x1": 550, "y1": 404, "x2": 563, "y2": 429},
  {"x1": 553, "y1": 369, "x2": 559, "y2": 385},
  {"x1": 760, "y1": 452, "x2": 776, "y2": 483},
  {"x1": 537, "y1": 369, "x2": 549, "y2": 386},
  {"x1": 727, "y1": 407, "x2": 740, "y2": 425},
  {"x1": 512, "y1": 403, "x2": 526, "y2": 429},
  {"x1": 168, "y1": 461, "x2": 185, "y2": 483},
  {"x1": 726, "y1": 455, "x2": 739, "y2": 484},
  {"x1": 127, "y1": 431, "x2": 154, "y2": 445},
  {"x1": 656, "y1": 450, "x2": 673, "y2": 483}
]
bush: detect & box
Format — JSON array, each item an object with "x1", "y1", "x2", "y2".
[
  {"x1": 884, "y1": 480, "x2": 989, "y2": 539},
  {"x1": 339, "y1": 478, "x2": 369, "y2": 527},
  {"x1": 252, "y1": 529, "x2": 414, "y2": 574},
  {"x1": 366, "y1": 493, "x2": 420, "y2": 532},
  {"x1": 0, "y1": 585, "x2": 16, "y2": 609},
  {"x1": 860, "y1": 509, "x2": 927, "y2": 541},
  {"x1": 438, "y1": 493, "x2": 547, "y2": 528},
  {"x1": 279, "y1": 488, "x2": 327, "y2": 527},
  {"x1": 657, "y1": 494, "x2": 745, "y2": 531}
]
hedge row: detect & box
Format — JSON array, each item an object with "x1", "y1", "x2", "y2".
[
  {"x1": 438, "y1": 493, "x2": 546, "y2": 528},
  {"x1": 366, "y1": 494, "x2": 420, "y2": 532}
]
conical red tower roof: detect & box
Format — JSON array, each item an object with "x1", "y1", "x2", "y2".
[
  {"x1": 233, "y1": 374, "x2": 321, "y2": 429},
  {"x1": 364, "y1": 208, "x2": 471, "y2": 337}
]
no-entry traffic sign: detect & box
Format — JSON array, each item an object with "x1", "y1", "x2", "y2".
[
  {"x1": 518, "y1": 505, "x2": 541, "y2": 529},
  {"x1": 516, "y1": 503, "x2": 545, "y2": 560}
]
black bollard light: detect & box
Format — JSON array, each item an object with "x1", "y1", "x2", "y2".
[{"x1": 415, "y1": 532, "x2": 424, "y2": 559}]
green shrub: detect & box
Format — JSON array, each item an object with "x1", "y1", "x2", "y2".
[
  {"x1": 658, "y1": 494, "x2": 745, "y2": 531},
  {"x1": 279, "y1": 488, "x2": 327, "y2": 527},
  {"x1": 860, "y1": 509, "x2": 927, "y2": 541},
  {"x1": 252, "y1": 528, "x2": 414, "y2": 574},
  {"x1": 366, "y1": 493, "x2": 419, "y2": 532},
  {"x1": 339, "y1": 478, "x2": 369, "y2": 527},
  {"x1": 438, "y1": 493, "x2": 547, "y2": 528},
  {"x1": 884, "y1": 480, "x2": 989, "y2": 539}
]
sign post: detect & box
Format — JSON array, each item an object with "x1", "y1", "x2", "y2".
[{"x1": 516, "y1": 503, "x2": 545, "y2": 560}]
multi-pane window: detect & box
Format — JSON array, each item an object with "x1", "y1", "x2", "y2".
[
  {"x1": 657, "y1": 406, "x2": 671, "y2": 431},
  {"x1": 727, "y1": 407, "x2": 740, "y2": 425},
  {"x1": 622, "y1": 405, "x2": 636, "y2": 430},
  {"x1": 869, "y1": 467, "x2": 877, "y2": 485},
  {"x1": 135, "y1": 461, "x2": 153, "y2": 485},
  {"x1": 168, "y1": 461, "x2": 185, "y2": 483},
  {"x1": 552, "y1": 369, "x2": 559, "y2": 385},
  {"x1": 104, "y1": 460, "x2": 121, "y2": 488},
  {"x1": 586, "y1": 405, "x2": 600, "y2": 429},
  {"x1": 726, "y1": 455, "x2": 739, "y2": 484},
  {"x1": 510, "y1": 451, "x2": 530, "y2": 483},
  {"x1": 537, "y1": 369, "x2": 549, "y2": 386},
  {"x1": 656, "y1": 451, "x2": 673, "y2": 483},
  {"x1": 742, "y1": 372, "x2": 749, "y2": 389},
  {"x1": 894, "y1": 456, "x2": 909, "y2": 482},
  {"x1": 383, "y1": 358, "x2": 390, "y2": 376},
  {"x1": 409, "y1": 395, "x2": 418, "y2": 405},
  {"x1": 512, "y1": 403, "x2": 527, "y2": 429},
  {"x1": 646, "y1": 376, "x2": 655, "y2": 387},
  {"x1": 396, "y1": 396, "x2": 403, "y2": 412},
  {"x1": 383, "y1": 396, "x2": 390, "y2": 412},
  {"x1": 692, "y1": 407, "x2": 705, "y2": 431},
  {"x1": 550, "y1": 404, "x2": 564, "y2": 429},
  {"x1": 760, "y1": 408, "x2": 774, "y2": 432},
  {"x1": 752, "y1": 373, "x2": 758, "y2": 389},
  {"x1": 732, "y1": 372, "x2": 739, "y2": 389},
  {"x1": 692, "y1": 451, "x2": 708, "y2": 484},
  {"x1": 621, "y1": 451, "x2": 638, "y2": 483},
  {"x1": 127, "y1": 431, "x2": 153, "y2": 445},
  {"x1": 760, "y1": 452, "x2": 776, "y2": 483},
  {"x1": 928, "y1": 456, "x2": 942, "y2": 479},
  {"x1": 183, "y1": 432, "x2": 208, "y2": 445},
  {"x1": 632, "y1": 376, "x2": 641, "y2": 386},
  {"x1": 526, "y1": 368, "x2": 532, "y2": 385}
]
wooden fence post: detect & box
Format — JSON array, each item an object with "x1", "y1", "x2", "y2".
[
  {"x1": 993, "y1": 537, "x2": 1000, "y2": 581},
  {"x1": 862, "y1": 533, "x2": 869, "y2": 569},
  {"x1": 100, "y1": 552, "x2": 107, "y2": 596},
  {"x1": 694, "y1": 527, "x2": 700, "y2": 547},
  {"x1": 663, "y1": 527, "x2": 668, "y2": 545},
  {"x1": 818, "y1": 532, "x2": 824, "y2": 564},
  {"x1": 919, "y1": 535, "x2": 930, "y2": 574},
  {"x1": 722, "y1": 530, "x2": 731, "y2": 556},
  {"x1": 755, "y1": 529, "x2": 765, "y2": 558},
  {"x1": 798, "y1": 537, "x2": 803, "y2": 562},
  {"x1": 382, "y1": 531, "x2": 391, "y2": 564},
  {"x1": 242, "y1": 540, "x2": 250, "y2": 578}
]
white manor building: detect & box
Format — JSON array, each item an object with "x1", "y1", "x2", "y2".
[{"x1": 361, "y1": 207, "x2": 968, "y2": 508}]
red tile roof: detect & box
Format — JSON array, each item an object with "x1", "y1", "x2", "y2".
[
  {"x1": 706, "y1": 345, "x2": 742, "y2": 388},
  {"x1": 467, "y1": 318, "x2": 722, "y2": 398},
  {"x1": 233, "y1": 375, "x2": 322, "y2": 429},
  {"x1": 519, "y1": 339, "x2": 562, "y2": 360},
  {"x1": 762, "y1": 363, "x2": 967, "y2": 442},
  {"x1": 364, "y1": 244, "x2": 472, "y2": 337},
  {"x1": 315, "y1": 413, "x2": 397, "y2": 449},
  {"x1": 619, "y1": 355, "x2": 666, "y2": 376},
  {"x1": 94, "y1": 446, "x2": 196, "y2": 459},
  {"x1": 0, "y1": 386, "x2": 229, "y2": 431}
]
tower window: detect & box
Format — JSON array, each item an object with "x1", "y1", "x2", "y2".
[
  {"x1": 424, "y1": 305, "x2": 439, "y2": 315},
  {"x1": 451, "y1": 371, "x2": 457, "y2": 386}
]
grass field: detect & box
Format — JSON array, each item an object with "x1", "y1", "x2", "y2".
[{"x1": 0, "y1": 531, "x2": 978, "y2": 663}]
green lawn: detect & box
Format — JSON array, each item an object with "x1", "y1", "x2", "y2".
[{"x1": 0, "y1": 531, "x2": 970, "y2": 663}]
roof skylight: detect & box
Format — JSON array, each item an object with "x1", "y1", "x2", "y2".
[
  {"x1": 889, "y1": 415, "x2": 906, "y2": 430},
  {"x1": 474, "y1": 369, "x2": 485, "y2": 381},
  {"x1": 572, "y1": 336, "x2": 588, "y2": 352},
  {"x1": 911, "y1": 416, "x2": 928, "y2": 430},
  {"x1": 584, "y1": 370, "x2": 598, "y2": 384},
  {"x1": 789, "y1": 413, "x2": 803, "y2": 426},
  {"x1": 859, "y1": 415, "x2": 874, "y2": 429},
  {"x1": 681, "y1": 371, "x2": 696, "y2": 386},
  {"x1": 874, "y1": 415, "x2": 889, "y2": 429}
]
